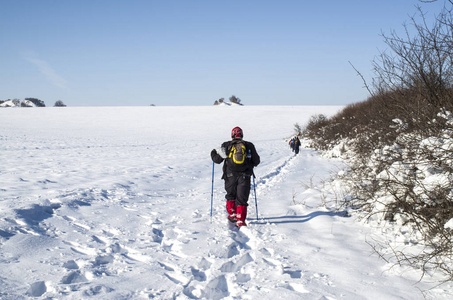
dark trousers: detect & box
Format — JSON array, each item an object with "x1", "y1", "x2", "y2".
[{"x1": 224, "y1": 173, "x2": 251, "y2": 206}]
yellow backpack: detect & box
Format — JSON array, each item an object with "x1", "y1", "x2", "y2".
[{"x1": 229, "y1": 141, "x2": 246, "y2": 165}]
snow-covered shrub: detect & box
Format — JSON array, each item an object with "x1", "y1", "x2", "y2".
[
  {"x1": 303, "y1": 5, "x2": 453, "y2": 280},
  {"x1": 313, "y1": 109, "x2": 453, "y2": 280}
]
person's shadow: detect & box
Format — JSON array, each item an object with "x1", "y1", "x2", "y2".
[{"x1": 252, "y1": 210, "x2": 349, "y2": 225}]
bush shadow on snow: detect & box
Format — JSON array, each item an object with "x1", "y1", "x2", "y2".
[{"x1": 256, "y1": 210, "x2": 349, "y2": 225}]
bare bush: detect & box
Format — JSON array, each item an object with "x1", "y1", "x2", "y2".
[
  {"x1": 54, "y1": 100, "x2": 66, "y2": 107},
  {"x1": 303, "y1": 5, "x2": 453, "y2": 280}
]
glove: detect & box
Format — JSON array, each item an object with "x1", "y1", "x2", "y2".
[{"x1": 211, "y1": 149, "x2": 217, "y2": 159}]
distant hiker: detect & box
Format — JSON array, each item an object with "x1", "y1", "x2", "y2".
[
  {"x1": 293, "y1": 136, "x2": 300, "y2": 154},
  {"x1": 289, "y1": 136, "x2": 301, "y2": 155},
  {"x1": 289, "y1": 138, "x2": 295, "y2": 152},
  {"x1": 211, "y1": 126, "x2": 260, "y2": 227}
]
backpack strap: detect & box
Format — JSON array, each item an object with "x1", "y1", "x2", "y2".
[{"x1": 227, "y1": 140, "x2": 242, "y2": 155}]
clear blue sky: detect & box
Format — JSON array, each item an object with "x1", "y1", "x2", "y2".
[{"x1": 0, "y1": 0, "x2": 448, "y2": 106}]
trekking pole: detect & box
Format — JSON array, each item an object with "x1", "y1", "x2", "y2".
[
  {"x1": 211, "y1": 161, "x2": 215, "y2": 220},
  {"x1": 253, "y1": 175, "x2": 258, "y2": 220}
]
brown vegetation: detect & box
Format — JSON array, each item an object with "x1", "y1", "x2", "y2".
[{"x1": 303, "y1": 6, "x2": 453, "y2": 281}]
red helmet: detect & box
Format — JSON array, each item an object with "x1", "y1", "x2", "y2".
[{"x1": 231, "y1": 126, "x2": 243, "y2": 139}]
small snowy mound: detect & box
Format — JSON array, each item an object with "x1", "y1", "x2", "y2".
[
  {"x1": 0, "y1": 100, "x2": 36, "y2": 107},
  {"x1": 0, "y1": 100, "x2": 17, "y2": 107},
  {"x1": 21, "y1": 100, "x2": 36, "y2": 107},
  {"x1": 216, "y1": 101, "x2": 243, "y2": 106}
]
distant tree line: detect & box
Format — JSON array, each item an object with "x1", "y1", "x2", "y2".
[
  {"x1": 0, "y1": 98, "x2": 67, "y2": 107},
  {"x1": 214, "y1": 95, "x2": 243, "y2": 106}
]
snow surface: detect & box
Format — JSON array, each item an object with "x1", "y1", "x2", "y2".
[{"x1": 0, "y1": 106, "x2": 452, "y2": 299}]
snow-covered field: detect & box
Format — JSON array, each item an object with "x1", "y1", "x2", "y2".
[{"x1": 0, "y1": 106, "x2": 451, "y2": 299}]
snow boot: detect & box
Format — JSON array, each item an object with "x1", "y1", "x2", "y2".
[
  {"x1": 236, "y1": 205, "x2": 247, "y2": 227},
  {"x1": 226, "y1": 200, "x2": 237, "y2": 222}
]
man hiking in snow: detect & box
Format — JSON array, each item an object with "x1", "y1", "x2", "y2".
[
  {"x1": 289, "y1": 138, "x2": 295, "y2": 152},
  {"x1": 289, "y1": 136, "x2": 301, "y2": 155},
  {"x1": 293, "y1": 136, "x2": 300, "y2": 155},
  {"x1": 211, "y1": 126, "x2": 260, "y2": 227}
]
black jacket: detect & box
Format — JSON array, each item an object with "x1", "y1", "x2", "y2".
[{"x1": 211, "y1": 139, "x2": 260, "y2": 178}]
